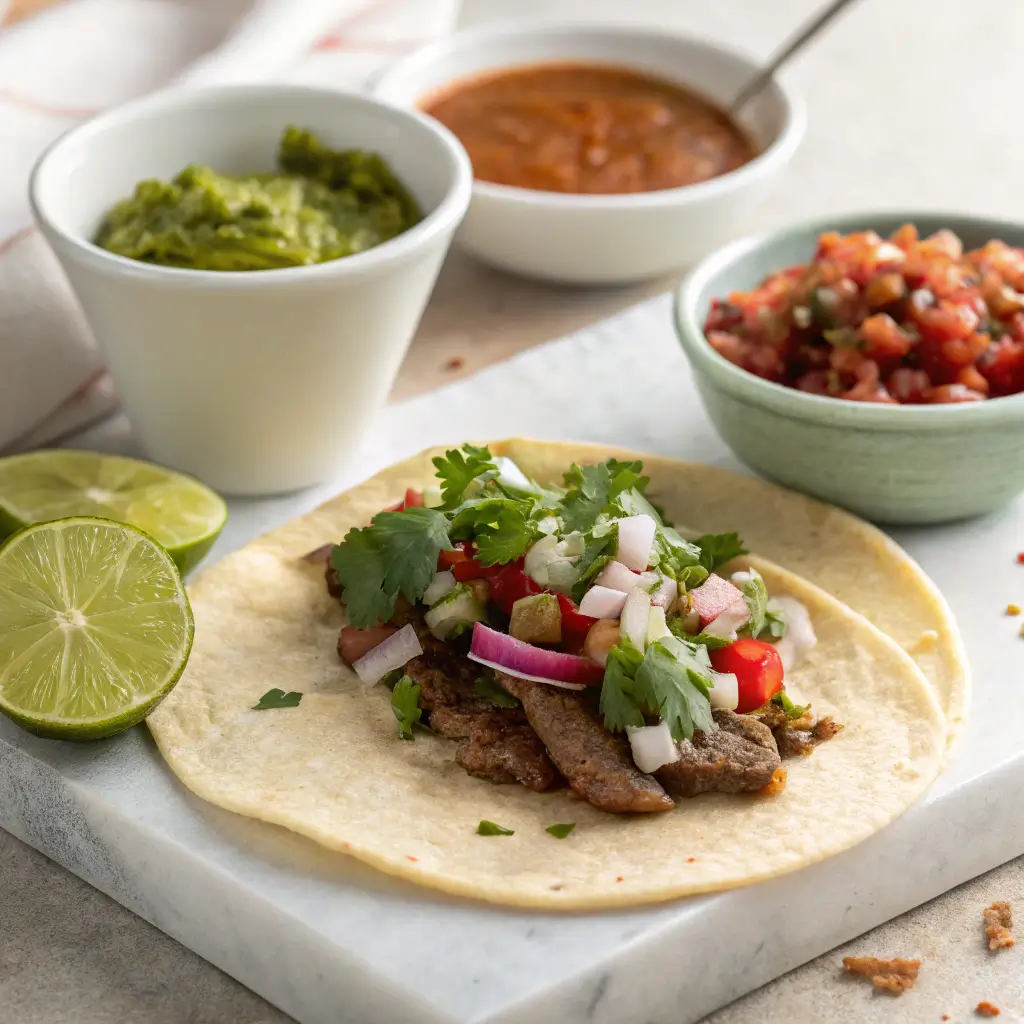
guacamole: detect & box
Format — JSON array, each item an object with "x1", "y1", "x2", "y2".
[{"x1": 93, "y1": 126, "x2": 422, "y2": 271}]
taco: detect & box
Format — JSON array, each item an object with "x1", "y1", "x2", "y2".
[{"x1": 149, "y1": 441, "x2": 949, "y2": 909}]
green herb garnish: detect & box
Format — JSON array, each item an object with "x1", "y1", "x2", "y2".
[
  {"x1": 560, "y1": 459, "x2": 647, "y2": 534},
  {"x1": 694, "y1": 532, "x2": 748, "y2": 573},
  {"x1": 330, "y1": 506, "x2": 452, "y2": 627},
  {"x1": 477, "y1": 820, "x2": 515, "y2": 836},
  {"x1": 665, "y1": 618, "x2": 732, "y2": 649},
  {"x1": 432, "y1": 444, "x2": 499, "y2": 509},
  {"x1": 764, "y1": 606, "x2": 788, "y2": 639},
  {"x1": 546, "y1": 823, "x2": 576, "y2": 839},
  {"x1": 772, "y1": 691, "x2": 808, "y2": 720},
  {"x1": 449, "y1": 496, "x2": 537, "y2": 565},
  {"x1": 252, "y1": 688, "x2": 302, "y2": 710},
  {"x1": 391, "y1": 675, "x2": 422, "y2": 740},
  {"x1": 474, "y1": 676, "x2": 519, "y2": 708},
  {"x1": 737, "y1": 568, "x2": 769, "y2": 637}
]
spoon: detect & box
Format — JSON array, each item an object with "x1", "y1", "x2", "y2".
[{"x1": 731, "y1": 0, "x2": 864, "y2": 114}]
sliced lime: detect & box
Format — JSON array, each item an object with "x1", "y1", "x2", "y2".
[
  {"x1": 0, "y1": 450, "x2": 227, "y2": 576},
  {"x1": 0, "y1": 517, "x2": 194, "y2": 741}
]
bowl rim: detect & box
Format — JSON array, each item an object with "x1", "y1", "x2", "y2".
[
  {"x1": 28, "y1": 82, "x2": 474, "y2": 289},
  {"x1": 673, "y1": 208, "x2": 1024, "y2": 430},
  {"x1": 369, "y1": 19, "x2": 806, "y2": 211}
]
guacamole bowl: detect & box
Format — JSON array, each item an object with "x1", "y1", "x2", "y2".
[
  {"x1": 29, "y1": 84, "x2": 472, "y2": 495},
  {"x1": 673, "y1": 211, "x2": 1024, "y2": 524}
]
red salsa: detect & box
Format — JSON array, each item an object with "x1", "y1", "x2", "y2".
[{"x1": 704, "y1": 224, "x2": 1024, "y2": 403}]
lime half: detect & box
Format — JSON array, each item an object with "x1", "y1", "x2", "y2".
[
  {"x1": 0, "y1": 517, "x2": 194, "y2": 740},
  {"x1": 0, "y1": 450, "x2": 227, "y2": 576}
]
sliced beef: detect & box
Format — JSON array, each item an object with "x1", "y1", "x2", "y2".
[
  {"x1": 497, "y1": 673, "x2": 674, "y2": 814},
  {"x1": 752, "y1": 702, "x2": 844, "y2": 758},
  {"x1": 453, "y1": 710, "x2": 561, "y2": 792},
  {"x1": 656, "y1": 708, "x2": 781, "y2": 798},
  {"x1": 325, "y1": 562, "x2": 343, "y2": 598}
]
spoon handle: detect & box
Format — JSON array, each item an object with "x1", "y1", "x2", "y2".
[{"x1": 731, "y1": 0, "x2": 863, "y2": 113}]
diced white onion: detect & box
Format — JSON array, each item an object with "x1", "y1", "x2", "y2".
[
  {"x1": 524, "y1": 534, "x2": 559, "y2": 579},
  {"x1": 646, "y1": 605, "x2": 671, "y2": 644},
  {"x1": 494, "y1": 457, "x2": 534, "y2": 493},
  {"x1": 423, "y1": 570, "x2": 456, "y2": 607},
  {"x1": 650, "y1": 575, "x2": 678, "y2": 609},
  {"x1": 352, "y1": 624, "x2": 422, "y2": 685},
  {"x1": 422, "y1": 486, "x2": 444, "y2": 509},
  {"x1": 616, "y1": 514, "x2": 657, "y2": 571},
  {"x1": 544, "y1": 559, "x2": 579, "y2": 592},
  {"x1": 579, "y1": 585, "x2": 628, "y2": 619},
  {"x1": 703, "y1": 599, "x2": 752, "y2": 639},
  {"x1": 535, "y1": 515, "x2": 559, "y2": 535},
  {"x1": 557, "y1": 532, "x2": 586, "y2": 558},
  {"x1": 708, "y1": 670, "x2": 739, "y2": 710},
  {"x1": 627, "y1": 721, "x2": 679, "y2": 773},
  {"x1": 424, "y1": 588, "x2": 482, "y2": 639},
  {"x1": 620, "y1": 587, "x2": 652, "y2": 652},
  {"x1": 730, "y1": 569, "x2": 755, "y2": 588},
  {"x1": 596, "y1": 560, "x2": 641, "y2": 594},
  {"x1": 768, "y1": 596, "x2": 817, "y2": 671}
]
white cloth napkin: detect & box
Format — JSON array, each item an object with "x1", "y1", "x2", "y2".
[{"x1": 0, "y1": 0, "x2": 460, "y2": 454}]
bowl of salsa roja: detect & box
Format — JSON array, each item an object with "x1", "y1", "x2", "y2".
[
  {"x1": 421, "y1": 63, "x2": 757, "y2": 197},
  {"x1": 371, "y1": 23, "x2": 804, "y2": 284}
]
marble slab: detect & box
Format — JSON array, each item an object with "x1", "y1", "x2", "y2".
[{"x1": 3, "y1": 294, "x2": 1023, "y2": 1024}]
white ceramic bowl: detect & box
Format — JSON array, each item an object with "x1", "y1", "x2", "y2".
[
  {"x1": 30, "y1": 84, "x2": 472, "y2": 495},
  {"x1": 370, "y1": 22, "x2": 804, "y2": 285}
]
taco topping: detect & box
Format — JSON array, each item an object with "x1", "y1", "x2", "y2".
[{"x1": 325, "y1": 446, "x2": 841, "y2": 814}]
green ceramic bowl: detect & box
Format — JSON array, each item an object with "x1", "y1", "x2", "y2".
[{"x1": 674, "y1": 211, "x2": 1024, "y2": 525}]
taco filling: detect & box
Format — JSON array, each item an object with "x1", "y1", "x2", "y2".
[{"x1": 325, "y1": 446, "x2": 841, "y2": 814}]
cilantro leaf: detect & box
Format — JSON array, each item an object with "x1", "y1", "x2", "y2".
[
  {"x1": 477, "y1": 820, "x2": 515, "y2": 836},
  {"x1": 764, "y1": 605, "x2": 788, "y2": 639},
  {"x1": 546, "y1": 823, "x2": 576, "y2": 839},
  {"x1": 570, "y1": 523, "x2": 618, "y2": 602},
  {"x1": 252, "y1": 688, "x2": 302, "y2": 710},
  {"x1": 614, "y1": 485, "x2": 663, "y2": 524},
  {"x1": 665, "y1": 617, "x2": 732, "y2": 649},
  {"x1": 391, "y1": 675, "x2": 422, "y2": 740},
  {"x1": 649, "y1": 525, "x2": 703, "y2": 583},
  {"x1": 330, "y1": 533, "x2": 393, "y2": 629},
  {"x1": 560, "y1": 459, "x2": 647, "y2": 534},
  {"x1": 735, "y1": 568, "x2": 768, "y2": 637},
  {"x1": 772, "y1": 690, "x2": 808, "y2": 719},
  {"x1": 694, "y1": 532, "x2": 748, "y2": 573},
  {"x1": 632, "y1": 637, "x2": 715, "y2": 742},
  {"x1": 449, "y1": 497, "x2": 537, "y2": 566},
  {"x1": 432, "y1": 444, "x2": 499, "y2": 509},
  {"x1": 332, "y1": 508, "x2": 452, "y2": 627},
  {"x1": 474, "y1": 676, "x2": 519, "y2": 708},
  {"x1": 599, "y1": 645, "x2": 645, "y2": 732}
]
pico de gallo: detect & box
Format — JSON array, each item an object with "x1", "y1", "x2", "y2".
[
  {"x1": 704, "y1": 224, "x2": 1024, "y2": 403},
  {"x1": 317, "y1": 446, "x2": 838, "y2": 814}
]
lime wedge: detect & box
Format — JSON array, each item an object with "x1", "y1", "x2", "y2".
[
  {"x1": 0, "y1": 517, "x2": 194, "y2": 740},
  {"x1": 0, "y1": 450, "x2": 226, "y2": 575}
]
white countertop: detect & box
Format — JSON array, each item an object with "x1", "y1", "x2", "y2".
[{"x1": 6, "y1": 0, "x2": 1024, "y2": 1022}]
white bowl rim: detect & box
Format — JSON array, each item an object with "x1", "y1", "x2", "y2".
[
  {"x1": 369, "y1": 19, "x2": 806, "y2": 212},
  {"x1": 674, "y1": 207, "x2": 1024, "y2": 430},
  {"x1": 28, "y1": 82, "x2": 474, "y2": 289}
]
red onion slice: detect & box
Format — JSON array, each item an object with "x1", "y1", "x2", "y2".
[
  {"x1": 351, "y1": 623, "x2": 422, "y2": 685},
  {"x1": 616, "y1": 514, "x2": 657, "y2": 571},
  {"x1": 468, "y1": 623, "x2": 604, "y2": 688}
]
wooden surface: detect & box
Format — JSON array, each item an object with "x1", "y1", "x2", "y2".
[{"x1": 4, "y1": 0, "x2": 61, "y2": 25}]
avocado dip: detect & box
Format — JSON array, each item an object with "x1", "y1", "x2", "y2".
[{"x1": 93, "y1": 126, "x2": 422, "y2": 271}]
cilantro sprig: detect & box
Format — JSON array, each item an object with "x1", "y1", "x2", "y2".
[
  {"x1": 560, "y1": 459, "x2": 647, "y2": 533},
  {"x1": 694, "y1": 532, "x2": 748, "y2": 573},
  {"x1": 772, "y1": 690, "x2": 808, "y2": 719},
  {"x1": 331, "y1": 506, "x2": 452, "y2": 628},
  {"x1": 477, "y1": 820, "x2": 515, "y2": 836},
  {"x1": 432, "y1": 444, "x2": 498, "y2": 509},
  {"x1": 599, "y1": 637, "x2": 716, "y2": 742}
]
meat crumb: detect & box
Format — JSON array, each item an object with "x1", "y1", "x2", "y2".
[
  {"x1": 444, "y1": 356, "x2": 465, "y2": 371},
  {"x1": 976, "y1": 1002, "x2": 1000, "y2": 1018},
  {"x1": 983, "y1": 901, "x2": 1015, "y2": 951},
  {"x1": 842, "y1": 956, "x2": 920, "y2": 994}
]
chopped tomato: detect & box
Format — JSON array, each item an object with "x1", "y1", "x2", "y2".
[
  {"x1": 338, "y1": 624, "x2": 396, "y2": 665},
  {"x1": 438, "y1": 541, "x2": 473, "y2": 570},
  {"x1": 452, "y1": 557, "x2": 493, "y2": 582},
  {"x1": 382, "y1": 488, "x2": 425, "y2": 513},
  {"x1": 488, "y1": 560, "x2": 541, "y2": 615},
  {"x1": 709, "y1": 638, "x2": 784, "y2": 714},
  {"x1": 556, "y1": 593, "x2": 598, "y2": 637}
]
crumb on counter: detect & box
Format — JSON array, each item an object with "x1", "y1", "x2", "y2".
[
  {"x1": 1006, "y1": 604, "x2": 1021, "y2": 616},
  {"x1": 842, "y1": 956, "x2": 920, "y2": 994},
  {"x1": 444, "y1": 356, "x2": 465, "y2": 371},
  {"x1": 976, "y1": 1001, "x2": 1000, "y2": 1018},
  {"x1": 983, "y1": 902, "x2": 1015, "y2": 950}
]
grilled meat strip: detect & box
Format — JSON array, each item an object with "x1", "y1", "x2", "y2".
[
  {"x1": 751, "y1": 702, "x2": 844, "y2": 758},
  {"x1": 497, "y1": 673, "x2": 674, "y2": 813},
  {"x1": 656, "y1": 708, "x2": 781, "y2": 798}
]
